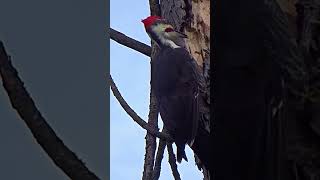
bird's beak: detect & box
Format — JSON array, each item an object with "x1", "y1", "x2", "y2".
[
  {"x1": 167, "y1": 30, "x2": 188, "y2": 47},
  {"x1": 175, "y1": 31, "x2": 188, "y2": 38}
]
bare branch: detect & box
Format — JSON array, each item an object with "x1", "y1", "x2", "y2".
[
  {"x1": 167, "y1": 143, "x2": 181, "y2": 180},
  {"x1": 141, "y1": 1, "x2": 161, "y2": 175},
  {"x1": 142, "y1": 1, "x2": 162, "y2": 176},
  {"x1": 110, "y1": 28, "x2": 152, "y2": 57},
  {"x1": 152, "y1": 128, "x2": 168, "y2": 180},
  {"x1": 142, "y1": 93, "x2": 159, "y2": 180},
  {"x1": 0, "y1": 42, "x2": 99, "y2": 180},
  {"x1": 141, "y1": 0, "x2": 162, "y2": 175},
  {"x1": 108, "y1": 74, "x2": 172, "y2": 141}
]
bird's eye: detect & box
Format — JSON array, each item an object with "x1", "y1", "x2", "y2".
[{"x1": 165, "y1": 27, "x2": 174, "y2": 32}]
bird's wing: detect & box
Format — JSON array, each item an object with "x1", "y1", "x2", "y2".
[{"x1": 154, "y1": 48, "x2": 200, "y2": 144}]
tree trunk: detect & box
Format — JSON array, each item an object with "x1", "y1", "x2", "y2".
[
  {"x1": 277, "y1": 0, "x2": 320, "y2": 179},
  {"x1": 213, "y1": 0, "x2": 320, "y2": 179}
]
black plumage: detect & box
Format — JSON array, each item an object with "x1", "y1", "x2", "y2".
[{"x1": 151, "y1": 47, "x2": 200, "y2": 163}]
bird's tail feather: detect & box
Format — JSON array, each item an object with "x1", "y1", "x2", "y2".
[{"x1": 177, "y1": 147, "x2": 188, "y2": 163}]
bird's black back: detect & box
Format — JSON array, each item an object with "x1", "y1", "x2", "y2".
[{"x1": 151, "y1": 47, "x2": 200, "y2": 149}]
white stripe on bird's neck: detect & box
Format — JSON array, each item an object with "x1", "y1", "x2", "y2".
[{"x1": 159, "y1": 36, "x2": 180, "y2": 49}]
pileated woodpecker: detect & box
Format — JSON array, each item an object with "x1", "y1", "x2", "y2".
[{"x1": 142, "y1": 16, "x2": 201, "y2": 163}]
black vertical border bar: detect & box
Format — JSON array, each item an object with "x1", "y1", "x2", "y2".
[
  {"x1": 209, "y1": 0, "x2": 214, "y2": 177},
  {"x1": 106, "y1": 0, "x2": 111, "y2": 179}
]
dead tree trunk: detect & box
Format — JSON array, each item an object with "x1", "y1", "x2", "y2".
[
  {"x1": 277, "y1": 0, "x2": 320, "y2": 179},
  {"x1": 213, "y1": 0, "x2": 320, "y2": 179}
]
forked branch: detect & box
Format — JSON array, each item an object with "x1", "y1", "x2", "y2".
[{"x1": 108, "y1": 74, "x2": 172, "y2": 141}]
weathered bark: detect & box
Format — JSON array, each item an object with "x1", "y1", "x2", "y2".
[
  {"x1": 212, "y1": 0, "x2": 307, "y2": 179},
  {"x1": 167, "y1": 142, "x2": 182, "y2": 180},
  {"x1": 160, "y1": 0, "x2": 210, "y2": 65},
  {"x1": 276, "y1": 0, "x2": 320, "y2": 179},
  {"x1": 213, "y1": 0, "x2": 320, "y2": 179},
  {"x1": 152, "y1": 128, "x2": 167, "y2": 180},
  {"x1": 277, "y1": 0, "x2": 298, "y2": 16},
  {"x1": 142, "y1": 92, "x2": 159, "y2": 180}
]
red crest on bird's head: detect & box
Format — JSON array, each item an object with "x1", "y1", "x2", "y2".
[{"x1": 141, "y1": 16, "x2": 163, "y2": 29}]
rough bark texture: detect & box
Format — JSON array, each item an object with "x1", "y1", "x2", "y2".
[
  {"x1": 142, "y1": 92, "x2": 159, "y2": 180},
  {"x1": 275, "y1": 0, "x2": 320, "y2": 179},
  {"x1": 160, "y1": 0, "x2": 211, "y2": 179},
  {"x1": 211, "y1": 0, "x2": 314, "y2": 179},
  {"x1": 160, "y1": 0, "x2": 210, "y2": 66},
  {"x1": 212, "y1": 0, "x2": 319, "y2": 179},
  {"x1": 152, "y1": 128, "x2": 167, "y2": 180},
  {"x1": 167, "y1": 143, "x2": 182, "y2": 180},
  {"x1": 277, "y1": 0, "x2": 298, "y2": 16}
]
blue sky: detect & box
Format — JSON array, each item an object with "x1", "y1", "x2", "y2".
[{"x1": 110, "y1": 1, "x2": 203, "y2": 180}]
